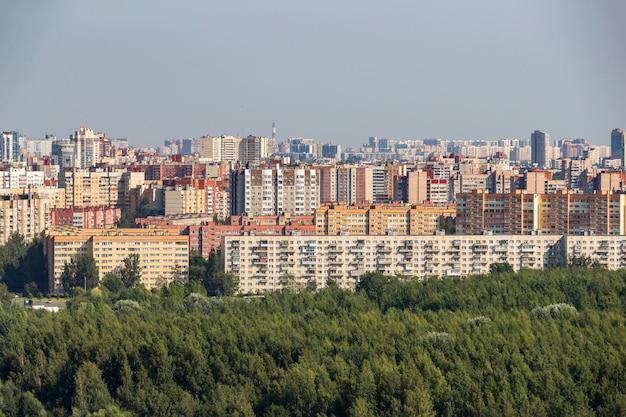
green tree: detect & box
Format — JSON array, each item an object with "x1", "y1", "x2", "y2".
[
  {"x1": 61, "y1": 254, "x2": 99, "y2": 293},
  {"x1": 101, "y1": 273, "x2": 123, "y2": 293},
  {"x1": 71, "y1": 362, "x2": 113, "y2": 416},
  {"x1": 170, "y1": 262, "x2": 184, "y2": 284},
  {"x1": 438, "y1": 215, "x2": 456, "y2": 235},
  {"x1": 76, "y1": 253, "x2": 100, "y2": 291},
  {"x1": 489, "y1": 262, "x2": 514, "y2": 274},
  {"x1": 205, "y1": 271, "x2": 239, "y2": 296},
  {"x1": 119, "y1": 254, "x2": 142, "y2": 288},
  {"x1": 188, "y1": 252, "x2": 207, "y2": 283}
]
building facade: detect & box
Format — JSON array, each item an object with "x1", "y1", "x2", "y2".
[
  {"x1": 231, "y1": 166, "x2": 319, "y2": 216},
  {"x1": 314, "y1": 204, "x2": 456, "y2": 236},
  {"x1": 531, "y1": 130, "x2": 550, "y2": 168},
  {"x1": 50, "y1": 206, "x2": 121, "y2": 228},
  {"x1": 222, "y1": 234, "x2": 566, "y2": 293},
  {"x1": 456, "y1": 190, "x2": 626, "y2": 235},
  {"x1": 0, "y1": 191, "x2": 54, "y2": 245},
  {"x1": 44, "y1": 226, "x2": 189, "y2": 293}
]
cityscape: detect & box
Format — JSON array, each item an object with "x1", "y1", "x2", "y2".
[
  {"x1": 0, "y1": 126, "x2": 625, "y2": 293},
  {"x1": 3, "y1": 2, "x2": 626, "y2": 415}
]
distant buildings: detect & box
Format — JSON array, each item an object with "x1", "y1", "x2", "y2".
[
  {"x1": 0, "y1": 131, "x2": 25, "y2": 162},
  {"x1": 531, "y1": 130, "x2": 550, "y2": 168},
  {"x1": 611, "y1": 128, "x2": 625, "y2": 166}
]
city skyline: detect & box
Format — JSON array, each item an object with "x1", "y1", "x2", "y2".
[{"x1": 2, "y1": 1, "x2": 625, "y2": 148}]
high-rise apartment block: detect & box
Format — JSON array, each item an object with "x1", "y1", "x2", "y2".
[
  {"x1": 239, "y1": 135, "x2": 269, "y2": 164},
  {"x1": 0, "y1": 191, "x2": 54, "y2": 244},
  {"x1": 44, "y1": 226, "x2": 189, "y2": 293},
  {"x1": 457, "y1": 190, "x2": 626, "y2": 235},
  {"x1": 198, "y1": 135, "x2": 242, "y2": 162},
  {"x1": 314, "y1": 204, "x2": 456, "y2": 236},
  {"x1": 611, "y1": 129, "x2": 625, "y2": 166},
  {"x1": 71, "y1": 126, "x2": 104, "y2": 168},
  {"x1": 231, "y1": 166, "x2": 319, "y2": 216},
  {"x1": 164, "y1": 186, "x2": 206, "y2": 215},
  {"x1": 531, "y1": 130, "x2": 550, "y2": 168},
  {"x1": 58, "y1": 168, "x2": 125, "y2": 208},
  {"x1": 316, "y1": 165, "x2": 373, "y2": 204},
  {"x1": 0, "y1": 131, "x2": 25, "y2": 162}
]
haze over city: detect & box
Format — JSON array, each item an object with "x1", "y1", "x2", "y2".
[{"x1": 2, "y1": 0, "x2": 625, "y2": 147}]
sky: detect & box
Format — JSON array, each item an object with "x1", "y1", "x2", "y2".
[{"x1": 1, "y1": 0, "x2": 625, "y2": 148}]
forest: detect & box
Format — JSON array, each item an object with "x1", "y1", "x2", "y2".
[{"x1": 0, "y1": 260, "x2": 625, "y2": 416}]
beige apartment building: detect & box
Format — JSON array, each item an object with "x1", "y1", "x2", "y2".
[
  {"x1": 457, "y1": 190, "x2": 626, "y2": 235},
  {"x1": 44, "y1": 226, "x2": 189, "y2": 293},
  {"x1": 314, "y1": 204, "x2": 456, "y2": 236},
  {"x1": 0, "y1": 191, "x2": 54, "y2": 244},
  {"x1": 59, "y1": 168, "x2": 126, "y2": 208},
  {"x1": 164, "y1": 185, "x2": 206, "y2": 215},
  {"x1": 222, "y1": 234, "x2": 568, "y2": 294}
]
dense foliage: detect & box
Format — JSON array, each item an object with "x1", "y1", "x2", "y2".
[
  {"x1": 0, "y1": 266, "x2": 626, "y2": 416},
  {"x1": 0, "y1": 234, "x2": 47, "y2": 295}
]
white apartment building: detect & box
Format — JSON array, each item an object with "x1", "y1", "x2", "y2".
[
  {"x1": 0, "y1": 168, "x2": 45, "y2": 190},
  {"x1": 71, "y1": 126, "x2": 103, "y2": 168},
  {"x1": 223, "y1": 234, "x2": 567, "y2": 294},
  {"x1": 231, "y1": 166, "x2": 319, "y2": 216},
  {"x1": 198, "y1": 135, "x2": 242, "y2": 162}
]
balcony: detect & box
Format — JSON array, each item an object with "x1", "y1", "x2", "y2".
[
  {"x1": 493, "y1": 245, "x2": 508, "y2": 253},
  {"x1": 520, "y1": 245, "x2": 535, "y2": 253},
  {"x1": 473, "y1": 244, "x2": 488, "y2": 253},
  {"x1": 378, "y1": 247, "x2": 392, "y2": 254},
  {"x1": 446, "y1": 270, "x2": 461, "y2": 277},
  {"x1": 424, "y1": 246, "x2": 440, "y2": 254}
]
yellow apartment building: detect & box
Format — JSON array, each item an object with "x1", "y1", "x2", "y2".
[
  {"x1": 44, "y1": 226, "x2": 189, "y2": 293},
  {"x1": 315, "y1": 204, "x2": 456, "y2": 235},
  {"x1": 58, "y1": 168, "x2": 125, "y2": 208}
]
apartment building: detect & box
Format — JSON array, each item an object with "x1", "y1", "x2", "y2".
[
  {"x1": 59, "y1": 168, "x2": 125, "y2": 208},
  {"x1": 44, "y1": 226, "x2": 189, "y2": 293},
  {"x1": 51, "y1": 206, "x2": 121, "y2": 228},
  {"x1": 198, "y1": 135, "x2": 242, "y2": 162},
  {"x1": 316, "y1": 165, "x2": 373, "y2": 205},
  {"x1": 0, "y1": 168, "x2": 45, "y2": 190},
  {"x1": 164, "y1": 185, "x2": 206, "y2": 215},
  {"x1": 0, "y1": 191, "x2": 54, "y2": 244},
  {"x1": 231, "y1": 166, "x2": 319, "y2": 216},
  {"x1": 314, "y1": 204, "x2": 456, "y2": 236},
  {"x1": 222, "y1": 234, "x2": 567, "y2": 294},
  {"x1": 457, "y1": 190, "x2": 626, "y2": 235}
]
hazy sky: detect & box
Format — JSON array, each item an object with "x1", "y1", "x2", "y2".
[{"x1": 2, "y1": 0, "x2": 625, "y2": 148}]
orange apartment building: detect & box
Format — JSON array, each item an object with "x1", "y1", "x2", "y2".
[{"x1": 457, "y1": 189, "x2": 626, "y2": 235}]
